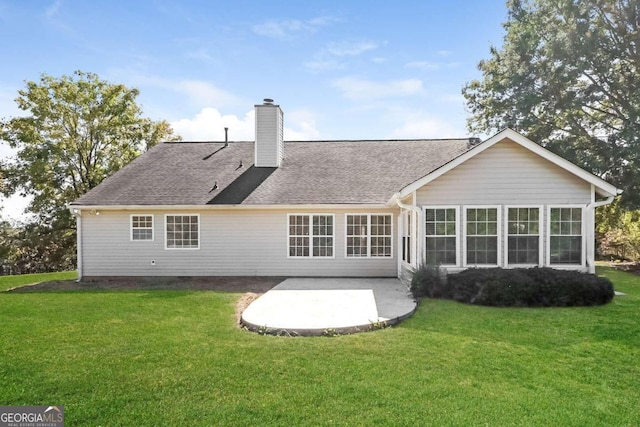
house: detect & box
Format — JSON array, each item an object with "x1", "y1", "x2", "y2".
[{"x1": 69, "y1": 99, "x2": 620, "y2": 282}]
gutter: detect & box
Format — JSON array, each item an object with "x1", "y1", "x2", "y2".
[{"x1": 70, "y1": 207, "x2": 83, "y2": 282}]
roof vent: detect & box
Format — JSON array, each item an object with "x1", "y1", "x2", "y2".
[{"x1": 263, "y1": 98, "x2": 274, "y2": 105}]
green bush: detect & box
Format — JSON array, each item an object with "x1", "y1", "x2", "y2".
[
  {"x1": 410, "y1": 264, "x2": 448, "y2": 299},
  {"x1": 447, "y1": 267, "x2": 614, "y2": 307}
]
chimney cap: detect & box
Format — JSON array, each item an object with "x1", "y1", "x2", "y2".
[{"x1": 263, "y1": 98, "x2": 274, "y2": 105}]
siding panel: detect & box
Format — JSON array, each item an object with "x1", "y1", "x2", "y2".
[
  {"x1": 416, "y1": 140, "x2": 591, "y2": 205},
  {"x1": 81, "y1": 208, "x2": 397, "y2": 277}
]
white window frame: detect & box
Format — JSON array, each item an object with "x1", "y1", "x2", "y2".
[
  {"x1": 504, "y1": 205, "x2": 543, "y2": 267},
  {"x1": 546, "y1": 205, "x2": 585, "y2": 267},
  {"x1": 164, "y1": 214, "x2": 200, "y2": 250},
  {"x1": 344, "y1": 213, "x2": 393, "y2": 259},
  {"x1": 287, "y1": 214, "x2": 335, "y2": 259},
  {"x1": 463, "y1": 205, "x2": 502, "y2": 268},
  {"x1": 423, "y1": 206, "x2": 460, "y2": 267},
  {"x1": 130, "y1": 214, "x2": 154, "y2": 242},
  {"x1": 400, "y1": 210, "x2": 413, "y2": 265}
]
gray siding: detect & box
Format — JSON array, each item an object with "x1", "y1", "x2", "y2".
[
  {"x1": 80, "y1": 208, "x2": 397, "y2": 277},
  {"x1": 416, "y1": 140, "x2": 591, "y2": 205}
]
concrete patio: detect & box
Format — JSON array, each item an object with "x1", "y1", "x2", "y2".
[{"x1": 241, "y1": 278, "x2": 417, "y2": 335}]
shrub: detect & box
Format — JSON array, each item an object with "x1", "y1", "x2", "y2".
[
  {"x1": 410, "y1": 264, "x2": 448, "y2": 299},
  {"x1": 447, "y1": 267, "x2": 614, "y2": 307}
]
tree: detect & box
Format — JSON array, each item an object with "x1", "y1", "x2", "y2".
[
  {"x1": 0, "y1": 71, "x2": 181, "y2": 271},
  {"x1": 463, "y1": 0, "x2": 639, "y2": 208}
]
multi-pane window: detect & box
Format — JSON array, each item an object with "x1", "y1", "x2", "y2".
[
  {"x1": 288, "y1": 214, "x2": 334, "y2": 258},
  {"x1": 401, "y1": 210, "x2": 412, "y2": 264},
  {"x1": 507, "y1": 207, "x2": 540, "y2": 265},
  {"x1": 131, "y1": 215, "x2": 153, "y2": 241},
  {"x1": 466, "y1": 207, "x2": 499, "y2": 265},
  {"x1": 346, "y1": 214, "x2": 392, "y2": 258},
  {"x1": 425, "y1": 208, "x2": 457, "y2": 265},
  {"x1": 550, "y1": 207, "x2": 582, "y2": 264},
  {"x1": 166, "y1": 215, "x2": 199, "y2": 249}
]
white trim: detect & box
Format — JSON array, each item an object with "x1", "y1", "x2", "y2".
[
  {"x1": 286, "y1": 213, "x2": 336, "y2": 259},
  {"x1": 463, "y1": 205, "x2": 502, "y2": 268},
  {"x1": 70, "y1": 203, "x2": 393, "y2": 211},
  {"x1": 396, "y1": 128, "x2": 619, "y2": 200},
  {"x1": 164, "y1": 214, "x2": 200, "y2": 250},
  {"x1": 130, "y1": 214, "x2": 155, "y2": 242},
  {"x1": 423, "y1": 205, "x2": 461, "y2": 267},
  {"x1": 546, "y1": 205, "x2": 585, "y2": 268},
  {"x1": 504, "y1": 205, "x2": 544, "y2": 267},
  {"x1": 344, "y1": 213, "x2": 394, "y2": 259},
  {"x1": 75, "y1": 211, "x2": 82, "y2": 281}
]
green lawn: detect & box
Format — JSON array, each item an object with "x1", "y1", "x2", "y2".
[{"x1": 1, "y1": 267, "x2": 638, "y2": 426}]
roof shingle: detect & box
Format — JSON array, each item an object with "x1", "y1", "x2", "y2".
[{"x1": 72, "y1": 139, "x2": 472, "y2": 206}]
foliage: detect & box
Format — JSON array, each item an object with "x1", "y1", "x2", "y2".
[
  {"x1": 449, "y1": 267, "x2": 614, "y2": 307},
  {"x1": 597, "y1": 205, "x2": 640, "y2": 261},
  {"x1": 0, "y1": 267, "x2": 638, "y2": 425},
  {"x1": 0, "y1": 71, "x2": 180, "y2": 272},
  {"x1": 410, "y1": 263, "x2": 448, "y2": 299},
  {"x1": 463, "y1": 0, "x2": 640, "y2": 208}
]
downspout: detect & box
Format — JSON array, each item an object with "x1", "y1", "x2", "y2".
[
  {"x1": 393, "y1": 193, "x2": 422, "y2": 270},
  {"x1": 585, "y1": 193, "x2": 618, "y2": 274}
]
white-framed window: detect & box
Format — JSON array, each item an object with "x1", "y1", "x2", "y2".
[
  {"x1": 464, "y1": 206, "x2": 501, "y2": 267},
  {"x1": 288, "y1": 214, "x2": 334, "y2": 258},
  {"x1": 345, "y1": 214, "x2": 393, "y2": 258},
  {"x1": 131, "y1": 214, "x2": 154, "y2": 241},
  {"x1": 505, "y1": 206, "x2": 542, "y2": 266},
  {"x1": 165, "y1": 214, "x2": 200, "y2": 249},
  {"x1": 401, "y1": 210, "x2": 413, "y2": 264},
  {"x1": 548, "y1": 206, "x2": 583, "y2": 265},
  {"x1": 424, "y1": 206, "x2": 459, "y2": 266}
]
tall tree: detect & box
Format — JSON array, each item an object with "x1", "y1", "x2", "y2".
[
  {"x1": 0, "y1": 71, "x2": 181, "y2": 271},
  {"x1": 463, "y1": 0, "x2": 639, "y2": 208}
]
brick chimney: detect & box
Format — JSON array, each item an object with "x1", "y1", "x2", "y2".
[{"x1": 254, "y1": 98, "x2": 284, "y2": 167}]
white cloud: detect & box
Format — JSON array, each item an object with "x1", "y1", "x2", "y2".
[
  {"x1": 304, "y1": 60, "x2": 343, "y2": 72},
  {"x1": 252, "y1": 16, "x2": 339, "y2": 40},
  {"x1": 388, "y1": 112, "x2": 462, "y2": 139},
  {"x1": 331, "y1": 77, "x2": 424, "y2": 101},
  {"x1": 325, "y1": 41, "x2": 377, "y2": 57},
  {"x1": 45, "y1": 0, "x2": 62, "y2": 19},
  {"x1": 405, "y1": 61, "x2": 441, "y2": 71},
  {"x1": 173, "y1": 80, "x2": 242, "y2": 108},
  {"x1": 170, "y1": 107, "x2": 321, "y2": 142},
  {"x1": 437, "y1": 50, "x2": 452, "y2": 56}
]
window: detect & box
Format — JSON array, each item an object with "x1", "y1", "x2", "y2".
[
  {"x1": 165, "y1": 215, "x2": 199, "y2": 249},
  {"x1": 288, "y1": 214, "x2": 334, "y2": 258},
  {"x1": 346, "y1": 214, "x2": 392, "y2": 258},
  {"x1": 401, "y1": 210, "x2": 413, "y2": 264},
  {"x1": 425, "y1": 207, "x2": 458, "y2": 265},
  {"x1": 549, "y1": 207, "x2": 582, "y2": 264},
  {"x1": 507, "y1": 207, "x2": 540, "y2": 265},
  {"x1": 131, "y1": 215, "x2": 153, "y2": 241},
  {"x1": 465, "y1": 207, "x2": 499, "y2": 266}
]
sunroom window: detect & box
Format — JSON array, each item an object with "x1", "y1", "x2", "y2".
[
  {"x1": 466, "y1": 207, "x2": 499, "y2": 265},
  {"x1": 549, "y1": 207, "x2": 582, "y2": 264},
  {"x1": 425, "y1": 207, "x2": 457, "y2": 265},
  {"x1": 507, "y1": 207, "x2": 540, "y2": 265}
]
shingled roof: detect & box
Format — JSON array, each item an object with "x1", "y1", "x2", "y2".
[{"x1": 71, "y1": 138, "x2": 472, "y2": 206}]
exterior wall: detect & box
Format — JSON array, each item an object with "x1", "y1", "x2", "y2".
[
  {"x1": 416, "y1": 140, "x2": 591, "y2": 206},
  {"x1": 416, "y1": 140, "x2": 593, "y2": 272},
  {"x1": 79, "y1": 207, "x2": 398, "y2": 278},
  {"x1": 255, "y1": 104, "x2": 283, "y2": 167}
]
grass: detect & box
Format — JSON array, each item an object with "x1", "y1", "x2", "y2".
[
  {"x1": 0, "y1": 271, "x2": 77, "y2": 291},
  {"x1": 0, "y1": 267, "x2": 638, "y2": 426}
]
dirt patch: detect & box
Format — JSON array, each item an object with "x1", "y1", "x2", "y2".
[
  {"x1": 235, "y1": 292, "x2": 261, "y2": 325},
  {"x1": 606, "y1": 262, "x2": 640, "y2": 275},
  {"x1": 8, "y1": 276, "x2": 286, "y2": 293}
]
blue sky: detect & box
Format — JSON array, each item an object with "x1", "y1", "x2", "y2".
[{"x1": 0, "y1": 0, "x2": 508, "y2": 219}]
